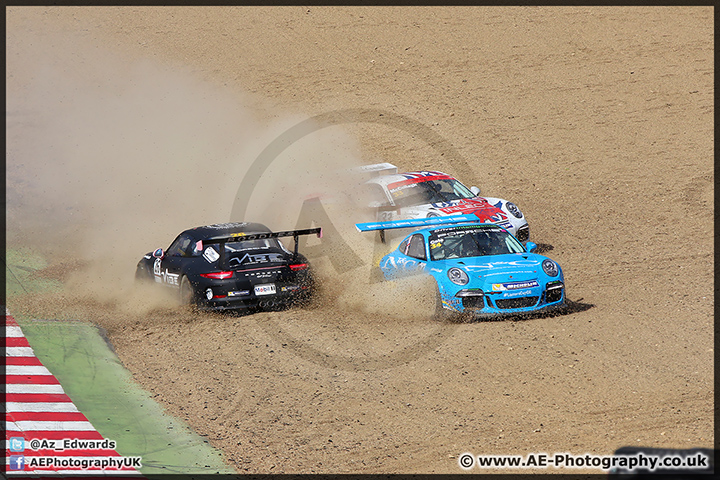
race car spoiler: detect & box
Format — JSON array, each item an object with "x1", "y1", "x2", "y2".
[
  {"x1": 204, "y1": 227, "x2": 322, "y2": 259},
  {"x1": 349, "y1": 162, "x2": 398, "y2": 178},
  {"x1": 355, "y1": 214, "x2": 482, "y2": 232}
]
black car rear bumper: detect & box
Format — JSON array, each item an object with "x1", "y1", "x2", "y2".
[{"x1": 196, "y1": 286, "x2": 312, "y2": 311}]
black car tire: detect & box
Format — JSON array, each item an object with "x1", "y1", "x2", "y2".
[
  {"x1": 179, "y1": 275, "x2": 196, "y2": 306},
  {"x1": 299, "y1": 284, "x2": 316, "y2": 307},
  {"x1": 135, "y1": 264, "x2": 153, "y2": 284},
  {"x1": 434, "y1": 286, "x2": 453, "y2": 321},
  {"x1": 434, "y1": 286, "x2": 472, "y2": 322}
]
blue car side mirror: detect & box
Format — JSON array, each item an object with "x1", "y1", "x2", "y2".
[
  {"x1": 525, "y1": 242, "x2": 537, "y2": 253},
  {"x1": 153, "y1": 248, "x2": 164, "y2": 258}
]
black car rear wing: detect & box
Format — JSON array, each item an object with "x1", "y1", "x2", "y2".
[{"x1": 203, "y1": 227, "x2": 322, "y2": 262}]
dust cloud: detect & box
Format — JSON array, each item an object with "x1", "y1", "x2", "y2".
[
  {"x1": 6, "y1": 26, "x2": 435, "y2": 322},
  {"x1": 7, "y1": 33, "x2": 258, "y2": 311}
]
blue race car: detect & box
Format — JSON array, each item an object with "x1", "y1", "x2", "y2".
[{"x1": 356, "y1": 215, "x2": 566, "y2": 319}]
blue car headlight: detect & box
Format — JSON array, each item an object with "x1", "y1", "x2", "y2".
[
  {"x1": 542, "y1": 259, "x2": 559, "y2": 277},
  {"x1": 447, "y1": 267, "x2": 469, "y2": 285},
  {"x1": 506, "y1": 202, "x2": 523, "y2": 219}
]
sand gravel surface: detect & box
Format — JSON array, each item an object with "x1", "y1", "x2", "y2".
[{"x1": 6, "y1": 6, "x2": 713, "y2": 474}]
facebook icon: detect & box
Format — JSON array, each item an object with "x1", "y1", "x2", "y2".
[{"x1": 9, "y1": 455, "x2": 25, "y2": 470}]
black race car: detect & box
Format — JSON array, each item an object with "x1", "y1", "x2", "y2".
[{"x1": 135, "y1": 222, "x2": 321, "y2": 311}]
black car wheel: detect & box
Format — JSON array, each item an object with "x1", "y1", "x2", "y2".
[
  {"x1": 179, "y1": 275, "x2": 196, "y2": 306},
  {"x1": 135, "y1": 264, "x2": 153, "y2": 284},
  {"x1": 434, "y1": 286, "x2": 453, "y2": 321},
  {"x1": 434, "y1": 286, "x2": 471, "y2": 322},
  {"x1": 295, "y1": 285, "x2": 315, "y2": 308}
]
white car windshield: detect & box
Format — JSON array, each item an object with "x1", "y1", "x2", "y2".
[
  {"x1": 389, "y1": 178, "x2": 475, "y2": 207},
  {"x1": 428, "y1": 227, "x2": 525, "y2": 261}
]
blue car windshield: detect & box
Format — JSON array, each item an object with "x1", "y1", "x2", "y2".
[{"x1": 428, "y1": 227, "x2": 525, "y2": 261}]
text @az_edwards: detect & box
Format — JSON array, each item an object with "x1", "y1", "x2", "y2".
[{"x1": 19, "y1": 437, "x2": 118, "y2": 451}]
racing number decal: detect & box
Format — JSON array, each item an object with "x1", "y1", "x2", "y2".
[
  {"x1": 153, "y1": 258, "x2": 162, "y2": 278},
  {"x1": 378, "y1": 210, "x2": 394, "y2": 221},
  {"x1": 153, "y1": 257, "x2": 180, "y2": 286}
]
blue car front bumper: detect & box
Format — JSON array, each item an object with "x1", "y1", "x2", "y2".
[{"x1": 441, "y1": 281, "x2": 565, "y2": 317}]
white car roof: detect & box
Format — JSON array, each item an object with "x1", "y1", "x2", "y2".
[{"x1": 365, "y1": 171, "x2": 456, "y2": 189}]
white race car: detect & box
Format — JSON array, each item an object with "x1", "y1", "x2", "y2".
[{"x1": 355, "y1": 163, "x2": 529, "y2": 242}]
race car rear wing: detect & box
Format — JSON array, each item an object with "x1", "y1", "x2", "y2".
[
  {"x1": 355, "y1": 214, "x2": 482, "y2": 233},
  {"x1": 203, "y1": 227, "x2": 322, "y2": 261},
  {"x1": 349, "y1": 162, "x2": 398, "y2": 179}
]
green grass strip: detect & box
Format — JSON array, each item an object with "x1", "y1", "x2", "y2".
[
  {"x1": 17, "y1": 319, "x2": 236, "y2": 475},
  {"x1": 4, "y1": 247, "x2": 62, "y2": 297},
  {"x1": 6, "y1": 247, "x2": 236, "y2": 474}
]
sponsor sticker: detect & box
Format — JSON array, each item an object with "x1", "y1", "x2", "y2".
[
  {"x1": 206, "y1": 222, "x2": 248, "y2": 229},
  {"x1": 161, "y1": 269, "x2": 179, "y2": 286},
  {"x1": 390, "y1": 182, "x2": 418, "y2": 194},
  {"x1": 502, "y1": 289, "x2": 533, "y2": 297},
  {"x1": 431, "y1": 225, "x2": 502, "y2": 238},
  {"x1": 237, "y1": 252, "x2": 284, "y2": 265},
  {"x1": 228, "y1": 290, "x2": 250, "y2": 297},
  {"x1": 492, "y1": 280, "x2": 539, "y2": 291},
  {"x1": 254, "y1": 284, "x2": 276, "y2": 296},
  {"x1": 203, "y1": 246, "x2": 220, "y2": 263}
]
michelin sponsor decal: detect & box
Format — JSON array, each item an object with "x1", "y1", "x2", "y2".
[{"x1": 492, "y1": 280, "x2": 539, "y2": 291}]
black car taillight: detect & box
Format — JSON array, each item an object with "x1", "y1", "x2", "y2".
[
  {"x1": 200, "y1": 271, "x2": 234, "y2": 279},
  {"x1": 289, "y1": 263, "x2": 309, "y2": 272}
]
